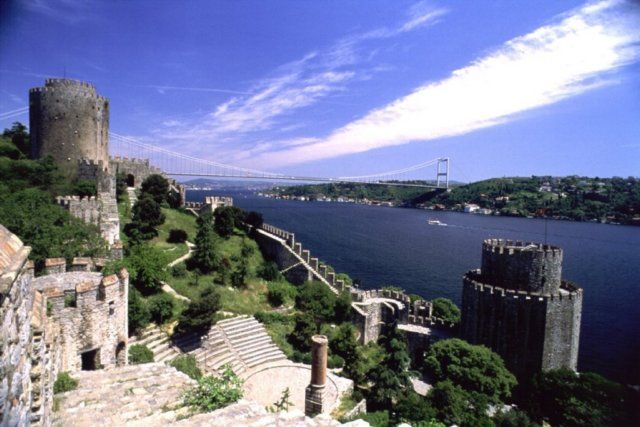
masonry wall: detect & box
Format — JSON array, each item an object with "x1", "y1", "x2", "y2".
[
  {"x1": 253, "y1": 230, "x2": 313, "y2": 285},
  {"x1": 29, "y1": 79, "x2": 109, "y2": 178}
]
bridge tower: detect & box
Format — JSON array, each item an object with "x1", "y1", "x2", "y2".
[{"x1": 436, "y1": 157, "x2": 449, "y2": 188}]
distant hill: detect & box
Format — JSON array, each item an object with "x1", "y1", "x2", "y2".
[{"x1": 272, "y1": 176, "x2": 640, "y2": 225}]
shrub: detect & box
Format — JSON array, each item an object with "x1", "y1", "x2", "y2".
[
  {"x1": 289, "y1": 313, "x2": 317, "y2": 352},
  {"x1": 254, "y1": 311, "x2": 290, "y2": 325},
  {"x1": 128, "y1": 286, "x2": 150, "y2": 334},
  {"x1": 183, "y1": 365, "x2": 243, "y2": 412},
  {"x1": 259, "y1": 261, "x2": 281, "y2": 281},
  {"x1": 295, "y1": 281, "x2": 337, "y2": 324},
  {"x1": 129, "y1": 344, "x2": 154, "y2": 364},
  {"x1": 171, "y1": 263, "x2": 187, "y2": 277},
  {"x1": 328, "y1": 354, "x2": 345, "y2": 368},
  {"x1": 53, "y1": 372, "x2": 78, "y2": 394},
  {"x1": 73, "y1": 179, "x2": 96, "y2": 198},
  {"x1": 170, "y1": 355, "x2": 202, "y2": 380},
  {"x1": 177, "y1": 287, "x2": 221, "y2": 334},
  {"x1": 267, "y1": 281, "x2": 297, "y2": 307},
  {"x1": 167, "y1": 228, "x2": 188, "y2": 243},
  {"x1": 148, "y1": 293, "x2": 175, "y2": 324}
]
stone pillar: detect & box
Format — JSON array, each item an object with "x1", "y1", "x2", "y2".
[{"x1": 305, "y1": 335, "x2": 328, "y2": 416}]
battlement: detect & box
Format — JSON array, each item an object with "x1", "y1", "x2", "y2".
[
  {"x1": 55, "y1": 195, "x2": 99, "y2": 207},
  {"x1": 78, "y1": 158, "x2": 107, "y2": 169},
  {"x1": 483, "y1": 239, "x2": 562, "y2": 257},
  {"x1": 463, "y1": 269, "x2": 583, "y2": 302},
  {"x1": 109, "y1": 156, "x2": 150, "y2": 165},
  {"x1": 42, "y1": 256, "x2": 113, "y2": 275}
]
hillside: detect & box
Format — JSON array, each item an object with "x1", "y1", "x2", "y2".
[{"x1": 271, "y1": 176, "x2": 640, "y2": 225}]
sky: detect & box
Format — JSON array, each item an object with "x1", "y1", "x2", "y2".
[{"x1": 0, "y1": 0, "x2": 639, "y2": 182}]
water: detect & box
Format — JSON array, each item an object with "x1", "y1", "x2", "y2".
[{"x1": 188, "y1": 190, "x2": 640, "y2": 384}]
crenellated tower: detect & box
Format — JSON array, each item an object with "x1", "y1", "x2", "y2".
[
  {"x1": 461, "y1": 239, "x2": 583, "y2": 380},
  {"x1": 29, "y1": 78, "x2": 109, "y2": 178}
]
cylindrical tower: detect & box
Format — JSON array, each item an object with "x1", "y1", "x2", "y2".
[
  {"x1": 461, "y1": 238, "x2": 582, "y2": 380},
  {"x1": 305, "y1": 335, "x2": 328, "y2": 416},
  {"x1": 29, "y1": 78, "x2": 109, "y2": 178}
]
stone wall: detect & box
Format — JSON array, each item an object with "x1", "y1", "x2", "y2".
[
  {"x1": 1, "y1": 225, "x2": 130, "y2": 426},
  {"x1": 461, "y1": 268, "x2": 582, "y2": 379},
  {"x1": 29, "y1": 79, "x2": 109, "y2": 179},
  {"x1": 33, "y1": 265, "x2": 128, "y2": 372}
]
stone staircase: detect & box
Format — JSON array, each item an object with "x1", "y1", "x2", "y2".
[
  {"x1": 52, "y1": 363, "x2": 195, "y2": 426},
  {"x1": 182, "y1": 316, "x2": 288, "y2": 377},
  {"x1": 129, "y1": 324, "x2": 181, "y2": 363},
  {"x1": 126, "y1": 186, "x2": 137, "y2": 208},
  {"x1": 218, "y1": 316, "x2": 287, "y2": 371}
]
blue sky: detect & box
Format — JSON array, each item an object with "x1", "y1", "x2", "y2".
[{"x1": 1, "y1": 0, "x2": 639, "y2": 182}]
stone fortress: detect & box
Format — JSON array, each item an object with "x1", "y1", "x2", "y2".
[
  {"x1": 460, "y1": 239, "x2": 583, "y2": 379},
  {"x1": 29, "y1": 78, "x2": 185, "y2": 252},
  {"x1": 0, "y1": 225, "x2": 129, "y2": 425}
]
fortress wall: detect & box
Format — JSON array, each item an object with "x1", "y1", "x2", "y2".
[
  {"x1": 461, "y1": 270, "x2": 581, "y2": 379},
  {"x1": 253, "y1": 229, "x2": 312, "y2": 285},
  {"x1": 30, "y1": 79, "x2": 109, "y2": 178},
  {"x1": 481, "y1": 239, "x2": 563, "y2": 293},
  {"x1": 77, "y1": 159, "x2": 115, "y2": 196},
  {"x1": 56, "y1": 196, "x2": 101, "y2": 226}
]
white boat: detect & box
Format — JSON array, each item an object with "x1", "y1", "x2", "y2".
[{"x1": 427, "y1": 219, "x2": 447, "y2": 226}]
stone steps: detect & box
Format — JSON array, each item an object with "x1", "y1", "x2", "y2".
[
  {"x1": 52, "y1": 363, "x2": 195, "y2": 426},
  {"x1": 129, "y1": 324, "x2": 181, "y2": 364}
]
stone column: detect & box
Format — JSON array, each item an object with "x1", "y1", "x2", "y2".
[{"x1": 305, "y1": 335, "x2": 328, "y2": 416}]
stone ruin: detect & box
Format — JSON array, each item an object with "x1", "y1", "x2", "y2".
[{"x1": 0, "y1": 225, "x2": 128, "y2": 426}]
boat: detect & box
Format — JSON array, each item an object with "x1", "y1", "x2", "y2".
[{"x1": 427, "y1": 219, "x2": 447, "y2": 226}]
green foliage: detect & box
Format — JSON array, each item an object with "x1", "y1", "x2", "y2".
[
  {"x1": 254, "y1": 311, "x2": 289, "y2": 325},
  {"x1": 394, "y1": 390, "x2": 438, "y2": 426},
  {"x1": 426, "y1": 380, "x2": 492, "y2": 427},
  {"x1": 171, "y1": 263, "x2": 187, "y2": 277},
  {"x1": 366, "y1": 324, "x2": 412, "y2": 411},
  {"x1": 170, "y1": 355, "x2": 202, "y2": 380},
  {"x1": 527, "y1": 368, "x2": 635, "y2": 427},
  {"x1": 423, "y1": 338, "x2": 516, "y2": 404},
  {"x1": 259, "y1": 261, "x2": 281, "y2": 281},
  {"x1": 147, "y1": 293, "x2": 175, "y2": 324},
  {"x1": 269, "y1": 387, "x2": 293, "y2": 412},
  {"x1": 2, "y1": 122, "x2": 30, "y2": 157},
  {"x1": 230, "y1": 263, "x2": 248, "y2": 288},
  {"x1": 64, "y1": 293, "x2": 76, "y2": 308},
  {"x1": 0, "y1": 189, "x2": 107, "y2": 270},
  {"x1": 129, "y1": 344, "x2": 154, "y2": 364},
  {"x1": 128, "y1": 286, "x2": 150, "y2": 334},
  {"x1": 73, "y1": 179, "x2": 97, "y2": 198},
  {"x1": 328, "y1": 354, "x2": 345, "y2": 368},
  {"x1": 126, "y1": 244, "x2": 168, "y2": 294},
  {"x1": 214, "y1": 207, "x2": 235, "y2": 238},
  {"x1": 183, "y1": 366, "x2": 243, "y2": 412},
  {"x1": 140, "y1": 174, "x2": 170, "y2": 205},
  {"x1": 191, "y1": 212, "x2": 220, "y2": 273},
  {"x1": 244, "y1": 210, "x2": 264, "y2": 228},
  {"x1": 431, "y1": 298, "x2": 461, "y2": 325},
  {"x1": 167, "y1": 228, "x2": 188, "y2": 243},
  {"x1": 289, "y1": 312, "x2": 317, "y2": 352},
  {"x1": 334, "y1": 290, "x2": 352, "y2": 322},
  {"x1": 53, "y1": 372, "x2": 78, "y2": 394},
  {"x1": 347, "y1": 410, "x2": 390, "y2": 427},
  {"x1": 493, "y1": 409, "x2": 538, "y2": 427},
  {"x1": 295, "y1": 281, "x2": 337, "y2": 325},
  {"x1": 177, "y1": 286, "x2": 221, "y2": 334},
  {"x1": 267, "y1": 281, "x2": 297, "y2": 307},
  {"x1": 116, "y1": 172, "x2": 128, "y2": 201}
]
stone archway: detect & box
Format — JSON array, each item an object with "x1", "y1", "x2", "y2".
[
  {"x1": 116, "y1": 342, "x2": 126, "y2": 366},
  {"x1": 126, "y1": 174, "x2": 135, "y2": 187}
]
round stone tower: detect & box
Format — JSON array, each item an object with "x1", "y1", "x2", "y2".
[
  {"x1": 461, "y1": 239, "x2": 582, "y2": 380},
  {"x1": 29, "y1": 79, "x2": 109, "y2": 178}
]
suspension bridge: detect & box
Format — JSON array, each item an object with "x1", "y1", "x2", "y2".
[{"x1": 109, "y1": 132, "x2": 450, "y2": 189}]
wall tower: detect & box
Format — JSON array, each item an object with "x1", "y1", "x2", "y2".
[
  {"x1": 460, "y1": 239, "x2": 582, "y2": 380},
  {"x1": 29, "y1": 78, "x2": 109, "y2": 178}
]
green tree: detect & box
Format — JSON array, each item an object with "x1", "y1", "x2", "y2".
[
  {"x1": 330, "y1": 323, "x2": 366, "y2": 385},
  {"x1": 177, "y1": 287, "x2": 221, "y2": 334},
  {"x1": 426, "y1": 380, "x2": 492, "y2": 427},
  {"x1": 289, "y1": 313, "x2": 317, "y2": 352},
  {"x1": 334, "y1": 290, "x2": 352, "y2": 322},
  {"x1": 267, "y1": 281, "x2": 297, "y2": 307},
  {"x1": 147, "y1": 293, "x2": 175, "y2": 324},
  {"x1": 295, "y1": 281, "x2": 337, "y2": 325},
  {"x1": 423, "y1": 338, "x2": 516, "y2": 404},
  {"x1": 116, "y1": 172, "x2": 127, "y2": 201},
  {"x1": 527, "y1": 368, "x2": 634, "y2": 427},
  {"x1": 2, "y1": 122, "x2": 30, "y2": 157},
  {"x1": 191, "y1": 212, "x2": 220, "y2": 273},
  {"x1": 167, "y1": 228, "x2": 188, "y2": 243},
  {"x1": 231, "y1": 263, "x2": 248, "y2": 288},
  {"x1": 214, "y1": 207, "x2": 235, "y2": 238},
  {"x1": 366, "y1": 323, "x2": 412, "y2": 410},
  {"x1": 140, "y1": 174, "x2": 170, "y2": 204},
  {"x1": 132, "y1": 194, "x2": 165, "y2": 227},
  {"x1": 431, "y1": 298, "x2": 461, "y2": 325},
  {"x1": 259, "y1": 261, "x2": 281, "y2": 281},
  {"x1": 127, "y1": 244, "x2": 168, "y2": 294}
]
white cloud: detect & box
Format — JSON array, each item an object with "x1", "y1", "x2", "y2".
[
  {"x1": 156, "y1": 3, "x2": 447, "y2": 148},
  {"x1": 248, "y1": 0, "x2": 640, "y2": 169}
]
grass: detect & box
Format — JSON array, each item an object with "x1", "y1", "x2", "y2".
[
  {"x1": 150, "y1": 208, "x2": 197, "y2": 264},
  {"x1": 117, "y1": 192, "x2": 131, "y2": 245},
  {"x1": 262, "y1": 315, "x2": 295, "y2": 358},
  {"x1": 332, "y1": 392, "x2": 359, "y2": 419}
]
